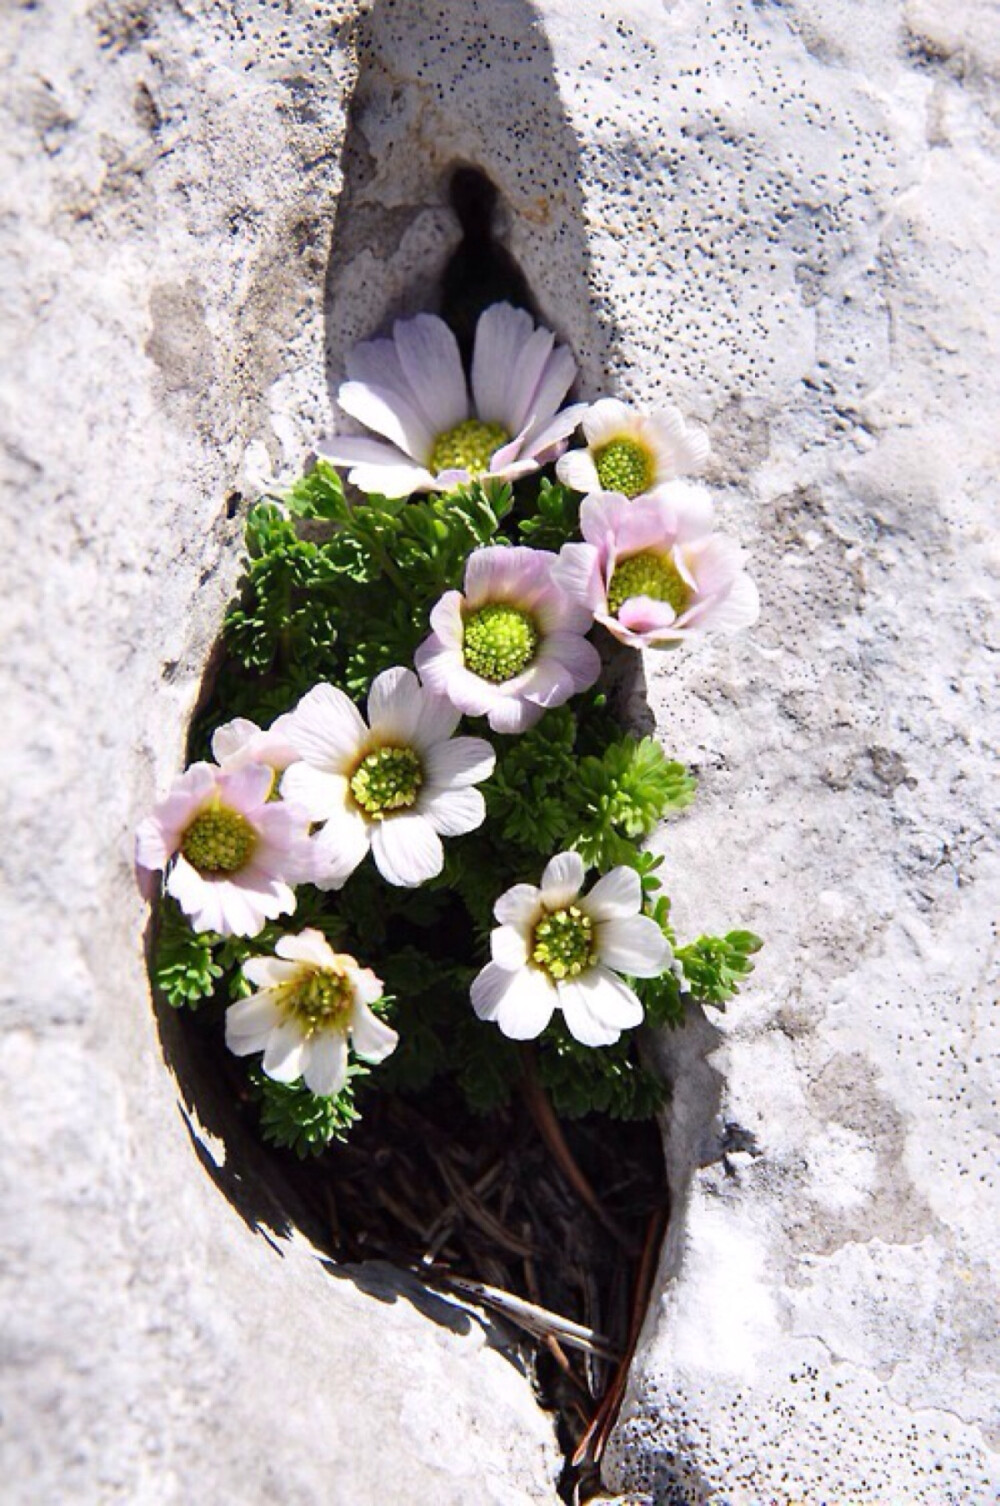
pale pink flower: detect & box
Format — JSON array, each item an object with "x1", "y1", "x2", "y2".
[
  {"x1": 471, "y1": 852, "x2": 672, "y2": 1045},
  {"x1": 552, "y1": 490, "x2": 759, "y2": 650},
  {"x1": 135, "y1": 763, "x2": 312, "y2": 937},
  {"x1": 414, "y1": 545, "x2": 601, "y2": 735},
  {"x1": 210, "y1": 715, "x2": 300, "y2": 781},
  {"x1": 556, "y1": 397, "x2": 709, "y2": 499},
  {"x1": 226, "y1": 929, "x2": 397, "y2": 1098},
  {"x1": 280, "y1": 667, "x2": 496, "y2": 890},
  {"x1": 320, "y1": 303, "x2": 587, "y2": 497}
]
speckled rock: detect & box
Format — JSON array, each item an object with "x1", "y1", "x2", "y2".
[{"x1": 5, "y1": 0, "x2": 999, "y2": 1502}]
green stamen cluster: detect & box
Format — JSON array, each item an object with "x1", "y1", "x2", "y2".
[
  {"x1": 594, "y1": 437, "x2": 654, "y2": 498},
  {"x1": 463, "y1": 603, "x2": 540, "y2": 684},
  {"x1": 350, "y1": 745, "x2": 423, "y2": 818},
  {"x1": 429, "y1": 419, "x2": 510, "y2": 477},
  {"x1": 607, "y1": 549, "x2": 690, "y2": 617},
  {"x1": 532, "y1": 904, "x2": 597, "y2": 982},
  {"x1": 181, "y1": 806, "x2": 256, "y2": 874},
  {"x1": 285, "y1": 969, "x2": 352, "y2": 1034}
]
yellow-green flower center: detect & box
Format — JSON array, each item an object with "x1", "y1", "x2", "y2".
[
  {"x1": 532, "y1": 904, "x2": 597, "y2": 982},
  {"x1": 180, "y1": 806, "x2": 257, "y2": 875},
  {"x1": 284, "y1": 969, "x2": 352, "y2": 1034},
  {"x1": 463, "y1": 603, "x2": 540, "y2": 683},
  {"x1": 606, "y1": 550, "x2": 690, "y2": 617},
  {"x1": 594, "y1": 437, "x2": 654, "y2": 498},
  {"x1": 350, "y1": 745, "x2": 423, "y2": 818},
  {"x1": 429, "y1": 419, "x2": 510, "y2": 477}
]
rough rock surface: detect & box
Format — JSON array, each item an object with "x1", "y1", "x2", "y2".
[{"x1": 4, "y1": 0, "x2": 999, "y2": 1502}]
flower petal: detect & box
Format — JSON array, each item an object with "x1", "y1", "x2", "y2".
[
  {"x1": 309, "y1": 806, "x2": 371, "y2": 890},
  {"x1": 557, "y1": 981, "x2": 623, "y2": 1047},
  {"x1": 537, "y1": 631, "x2": 601, "y2": 694},
  {"x1": 540, "y1": 851, "x2": 585, "y2": 907},
  {"x1": 366, "y1": 666, "x2": 426, "y2": 745},
  {"x1": 491, "y1": 924, "x2": 530, "y2": 969},
  {"x1": 494, "y1": 883, "x2": 542, "y2": 928},
  {"x1": 556, "y1": 449, "x2": 601, "y2": 493},
  {"x1": 487, "y1": 694, "x2": 544, "y2": 734},
  {"x1": 420, "y1": 786, "x2": 486, "y2": 837},
  {"x1": 597, "y1": 914, "x2": 671, "y2": 977},
  {"x1": 350, "y1": 1002, "x2": 399, "y2": 1063},
  {"x1": 521, "y1": 401, "x2": 589, "y2": 460},
  {"x1": 471, "y1": 303, "x2": 536, "y2": 426},
  {"x1": 581, "y1": 398, "x2": 632, "y2": 445},
  {"x1": 302, "y1": 1032, "x2": 349, "y2": 1097},
  {"x1": 519, "y1": 343, "x2": 577, "y2": 430},
  {"x1": 585, "y1": 866, "x2": 642, "y2": 922},
  {"x1": 370, "y1": 813, "x2": 443, "y2": 887},
  {"x1": 337, "y1": 379, "x2": 433, "y2": 463},
  {"x1": 243, "y1": 957, "x2": 300, "y2": 989},
  {"x1": 471, "y1": 962, "x2": 556, "y2": 1040},
  {"x1": 423, "y1": 735, "x2": 496, "y2": 789},
  {"x1": 283, "y1": 683, "x2": 368, "y2": 773},
  {"x1": 275, "y1": 930, "x2": 337, "y2": 969},
  {"x1": 225, "y1": 993, "x2": 284, "y2": 1048},
  {"x1": 279, "y1": 765, "x2": 350, "y2": 822},
  {"x1": 577, "y1": 966, "x2": 645, "y2": 1028},
  {"x1": 393, "y1": 313, "x2": 468, "y2": 434},
  {"x1": 262, "y1": 1018, "x2": 307, "y2": 1083}
]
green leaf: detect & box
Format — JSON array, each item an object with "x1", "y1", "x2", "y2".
[
  {"x1": 152, "y1": 899, "x2": 222, "y2": 1010},
  {"x1": 676, "y1": 930, "x2": 763, "y2": 1006},
  {"x1": 250, "y1": 1065, "x2": 368, "y2": 1158}
]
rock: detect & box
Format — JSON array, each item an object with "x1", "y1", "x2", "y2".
[{"x1": 5, "y1": 0, "x2": 999, "y2": 1500}]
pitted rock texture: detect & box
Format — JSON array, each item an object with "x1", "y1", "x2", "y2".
[
  {"x1": 1, "y1": 2, "x2": 560, "y2": 1502},
  {"x1": 5, "y1": 0, "x2": 999, "y2": 1503}
]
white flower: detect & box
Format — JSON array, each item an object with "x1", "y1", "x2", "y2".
[
  {"x1": 211, "y1": 715, "x2": 300, "y2": 781},
  {"x1": 556, "y1": 398, "x2": 709, "y2": 500},
  {"x1": 280, "y1": 667, "x2": 496, "y2": 889},
  {"x1": 225, "y1": 930, "x2": 398, "y2": 1097},
  {"x1": 471, "y1": 852, "x2": 672, "y2": 1046},
  {"x1": 135, "y1": 763, "x2": 312, "y2": 937},
  {"x1": 320, "y1": 303, "x2": 587, "y2": 497}
]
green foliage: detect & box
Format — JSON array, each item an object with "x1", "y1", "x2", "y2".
[
  {"x1": 676, "y1": 930, "x2": 763, "y2": 1006},
  {"x1": 537, "y1": 1025, "x2": 668, "y2": 1120},
  {"x1": 165, "y1": 450, "x2": 761, "y2": 1149},
  {"x1": 251, "y1": 1065, "x2": 368, "y2": 1158},
  {"x1": 152, "y1": 899, "x2": 222, "y2": 1009},
  {"x1": 516, "y1": 478, "x2": 580, "y2": 551}
]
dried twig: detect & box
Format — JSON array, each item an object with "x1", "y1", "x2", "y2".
[{"x1": 431, "y1": 1273, "x2": 621, "y2": 1360}]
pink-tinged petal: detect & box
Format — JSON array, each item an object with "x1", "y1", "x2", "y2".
[
  {"x1": 521, "y1": 401, "x2": 588, "y2": 460},
  {"x1": 367, "y1": 666, "x2": 425, "y2": 745},
  {"x1": 488, "y1": 424, "x2": 533, "y2": 473},
  {"x1": 471, "y1": 303, "x2": 536, "y2": 425},
  {"x1": 577, "y1": 966, "x2": 645, "y2": 1028},
  {"x1": 301, "y1": 1032, "x2": 350, "y2": 1098},
  {"x1": 556, "y1": 448, "x2": 601, "y2": 493},
  {"x1": 393, "y1": 313, "x2": 468, "y2": 434},
  {"x1": 579, "y1": 491, "x2": 634, "y2": 552},
  {"x1": 262, "y1": 1019, "x2": 307, "y2": 1083},
  {"x1": 488, "y1": 694, "x2": 544, "y2": 734},
  {"x1": 243, "y1": 957, "x2": 300, "y2": 989},
  {"x1": 135, "y1": 816, "x2": 173, "y2": 872},
  {"x1": 414, "y1": 637, "x2": 497, "y2": 717},
  {"x1": 211, "y1": 718, "x2": 261, "y2": 765},
  {"x1": 275, "y1": 929, "x2": 337, "y2": 969},
  {"x1": 348, "y1": 459, "x2": 437, "y2": 499},
  {"x1": 337, "y1": 380, "x2": 433, "y2": 463},
  {"x1": 519, "y1": 343, "x2": 577, "y2": 431},
  {"x1": 370, "y1": 813, "x2": 443, "y2": 887},
  {"x1": 283, "y1": 683, "x2": 368, "y2": 773},
  {"x1": 494, "y1": 883, "x2": 542, "y2": 928},
  {"x1": 166, "y1": 858, "x2": 222, "y2": 933},
  {"x1": 279, "y1": 765, "x2": 351, "y2": 823},
  {"x1": 581, "y1": 398, "x2": 632, "y2": 445},
  {"x1": 309, "y1": 807, "x2": 371, "y2": 891},
  {"x1": 427, "y1": 590, "x2": 465, "y2": 651},
  {"x1": 617, "y1": 596, "x2": 679, "y2": 635},
  {"x1": 597, "y1": 914, "x2": 671, "y2": 977},
  {"x1": 557, "y1": 981, "x2": 622, "y2": 1047},
  {"x1": 585, "y1": 867, "x2": 643, "y2": 923},
  {"x1": 318, "y1": 433, "x2": 413, "y2": 469},
  {"x1": 551, "y1": 543, "x2": 605, "y2": 614},
  {"x1": 536, "y1": 631, "x2": 601, "y2": 693},
  {"x1": 646, "y1": 479, "x2": 716, "y2": 540},
  {"x1": 491, "y1": 924, "x2": 530, "y2": 969},
  {"x1": 540, "y1": 851, "x2": 585, "y2": 907},
  {"x1": 411, "y1": 687, "x2": 463, "y2": 751},
  {"x1": 463, "y1": 544, "x2": 536, "y2": 607},
  {"x1": 218, "y1": 877, "x2": 292, "y2": 937},
  {"x1": 503, "y1": 326, "x2": 556, "y2": 432},
  {"x1": 217, "y1": 762, "x2": 272, "y2": 816},
  {"x1": 349, "y1": 1002, "x2": 398, "y2": 1063},
  {"x1": 650, "y1": 404, "x2": 710, "y2": 475},
  {"x1": 472, "y1": 962, "x2": 557, "y2": 1040},
  {"x1": 226, "y1": 993, "x2": 284, "y2": 1045},
  {"x1": 520, "y1": 658, "x2": 573, "y2": 709},
  {"x1": 489, "y1": 455, "x2": 545, "y2": 485},
  {"x1": 423, "y1": 735, "x2": 495, "y2": 791},
  {"x1": 420, "y1": 785, "x2": 486, "y2": 837}
]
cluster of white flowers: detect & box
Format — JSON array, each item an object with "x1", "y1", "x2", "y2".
[{"x1": 138, "y1": 301, "x2": 758, "y2": 1102}]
